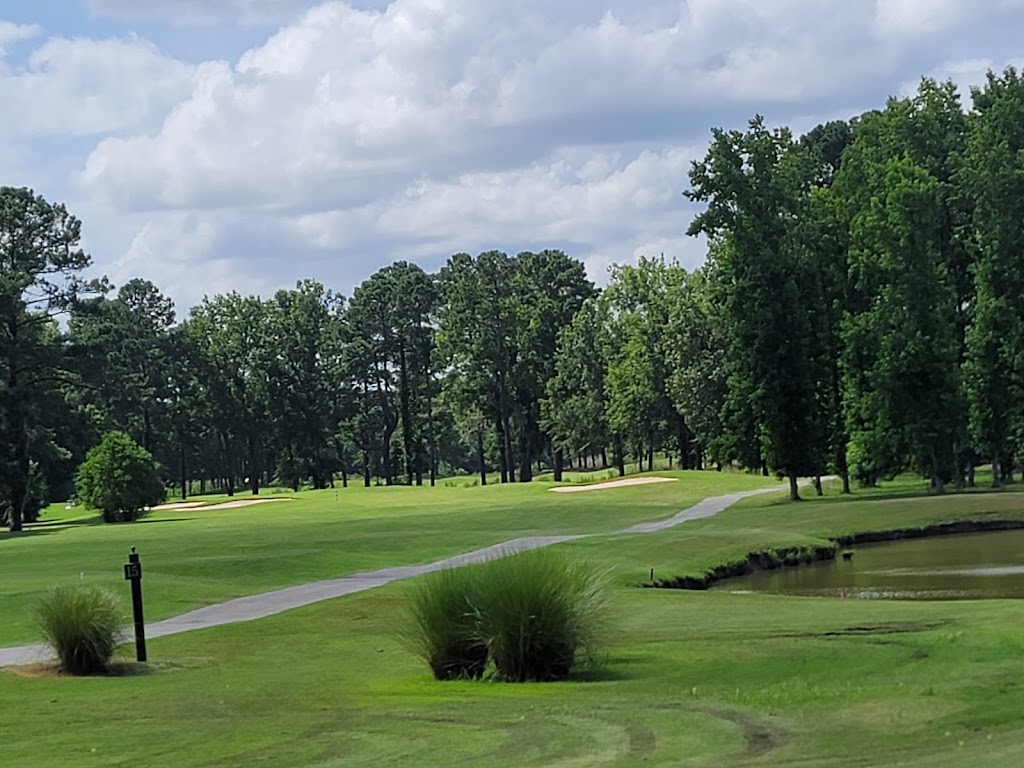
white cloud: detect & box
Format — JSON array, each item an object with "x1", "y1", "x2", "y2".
[
  {"x1": 5, "y1": 0, "x2": 1024, "y2": 308},
  {"x1": 88, "y1": 0, "x2": 314, "y2": 26},
  {"x1": 0, "y1": 21, "x2": 41, "y2": 55},
  {"x1": 0, "y1": 35, "x2": 193, "y2": 138}
]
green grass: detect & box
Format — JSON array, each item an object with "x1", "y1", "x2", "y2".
[
  {"x1": 6, "y1": 473, "x2": 1024, "y2": 765},
  {"x1": 0, "y1": 470, "x2": 776, "y2": 646}
]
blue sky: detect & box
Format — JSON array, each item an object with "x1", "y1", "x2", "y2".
[{"x1": 1, "y1": 0, "x2": 1022, "y2": 314}]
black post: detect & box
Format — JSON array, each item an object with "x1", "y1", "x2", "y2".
[{"x1": 124, "y1": 547, "x2": 147, "y2": 662}]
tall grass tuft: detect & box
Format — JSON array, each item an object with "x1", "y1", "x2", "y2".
[
  {"x1": 476, "y1": 549, "x2": 608, "y2": 682},
  {"x1": 405, "y1": 566, "x2": 488, "y2": 680},
  {"x1": 36, "y1": 584, "x2": 124, "y2": 675}
]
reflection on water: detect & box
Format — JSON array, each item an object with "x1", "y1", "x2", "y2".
[{"x1": 711, "y1": 529, "x2": 1024, "y2": 600}]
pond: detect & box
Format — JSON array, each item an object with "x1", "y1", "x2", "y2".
[{"x1": 711, "y1": 529, "x2": 1024, "y2": 600}]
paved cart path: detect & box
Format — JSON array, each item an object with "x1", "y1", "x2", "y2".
[{"x1": 0, "y1": 482, "x2": 790, "y2": 668}]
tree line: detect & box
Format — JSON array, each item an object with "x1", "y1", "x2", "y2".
[{"x1": 4, "y1": 70, "x2": 1024, "y2": 531}]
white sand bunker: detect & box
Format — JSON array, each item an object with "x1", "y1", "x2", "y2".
[
  {"x1": 550, "y1": 476, "x2": 679, "y2": 493},
  {"x1": 156, "y1": 498, "x2": 293, "y2": 511}
]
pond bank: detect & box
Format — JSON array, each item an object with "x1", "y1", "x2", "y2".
[{"x1": 647, "y1": 518, "x2": 1024, "y2": 591}]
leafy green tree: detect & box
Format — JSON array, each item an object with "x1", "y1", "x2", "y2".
[
  {"x1": 839, "y1": 151, "x2": 961, "y2": 492},
  {"x1": 0, "y1": 188, "x2": 102, "y2": 531},
  {"x1": 187, "y1": 293, "x2": 270, "y2": 496},
  {"x1": 77, "y1": 431, "x2": 165, "y2": 522},
  {"x1": 265, "y1": 280, "x2": 343, "y2": 489},
  {"x1": 69, "y1": 279, "x2": 177, "y2": 464},
  {"x1": 687, "y1": 117, "x2": 824, "y2": 499},
  {"x1": 543, "y1": 298, "x2": 611, "y2": 477},
  {"x1": 510, "y1": 250, "x2": 594, "y2": 481},
  {"x1": 664, "y1": 267, "x2": 728, "y2": 468},
  {"x1": 962, "y1": 68, "x2": 1024, "y2": 486},
  {"x1": 439, "y1": 252, "x2": 521, "y2": 482}
]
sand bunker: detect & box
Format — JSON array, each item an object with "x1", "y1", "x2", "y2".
[
  {"x1": 550, "y1": 476, "x2": 679, "y2": 493},
  {"x1": 204, "y1": 498, "x2": 293, "y2": 510},
  {"x1": 155, "y1": 498, "x2": 293, "y2": 511}
]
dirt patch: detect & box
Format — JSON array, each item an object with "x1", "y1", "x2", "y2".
[
  {"x1": 782, "y1": 621, "x2": 949, "y2": 639},
  {"x1": 5, "y1": 662, "x2": 60, "y2": 679},
  {"x1": 551, "y1": 477, "x2": 678, "y2": 493}
]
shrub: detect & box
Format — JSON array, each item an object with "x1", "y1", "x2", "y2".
[
  {"x1": 475, "y1": 549, "x2": 608, "y2": 682},
  {"x1": 77, "y1": 431, "x2": 166, "y2": 523},
  {"x1": 405, "y1": 566, "x2": 488, "y2": 680},
  {"x1": 36, "y1": 584, "x2": 124, "y2": 675}
]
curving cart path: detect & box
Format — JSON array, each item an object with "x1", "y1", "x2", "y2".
[{"x1": 0, "y1": 483, "x2": 789, "y2": 668}]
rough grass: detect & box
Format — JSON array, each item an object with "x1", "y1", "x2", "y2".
[{"x1": 35, "y1": 584, "x2": 123, "y2": 675}]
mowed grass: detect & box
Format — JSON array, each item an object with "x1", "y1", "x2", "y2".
[
  {"x1": 0, "y1": 470, "x2": 775, "y2": 645},
  {"x1": 4, "y1": 577, "x2": 1024, "y2": 766},
  {"x1": 7, "y1": 474, "x2": 1024, "y2": 765}
]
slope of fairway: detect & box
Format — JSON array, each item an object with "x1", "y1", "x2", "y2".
[{"x1": 0, "y1": 471, "x2": 775, "y2": 646}]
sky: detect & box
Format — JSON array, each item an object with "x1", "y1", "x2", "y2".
[{"x1": 1, "y1": 0, "x2": 1022, "y2": 314}]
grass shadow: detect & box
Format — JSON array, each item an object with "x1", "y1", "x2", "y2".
[{"x1": 570, "y1": 660, "x2": 633, "y2": 683}]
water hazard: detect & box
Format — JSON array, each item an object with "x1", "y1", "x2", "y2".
[{"x1": 712, "y1": 529, "x2": 1024, "y2": 600}]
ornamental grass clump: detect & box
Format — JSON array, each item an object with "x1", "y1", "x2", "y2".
[
  {"x1": 405, "y1": 549, "x2": 609, "y2": 683},
  {"x1": 476, "y1": 549, "x2": 609, "y2": 682},
  {"x1": 405, "y1": 566, "x2": 488, "y2": 680},
  {"x1": 36, "y1": 584, "x2": 124, "y2": 675}
]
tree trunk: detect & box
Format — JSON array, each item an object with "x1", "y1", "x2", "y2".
[
  {"x1": 341, "y1": 467, "x2": 348, "y2": 488},
  {"x1": 553, "y1": 449, "x2": 564, "y2": 482},
  {"x1": 761, "y1": 460, "x2": 770, "y2": 478},
  {"x1": 7, "y1": 402, "x2": 28, "y2": 533},
  {"x1": 518, "y1": 453, "x2": 533, "y2": 484},
  {"x1": 813, "y1": 476, "x2": 823, "y2": 496},
  {"x1": 930, "y1": 454, "x2": 946, "y2": 496},
  {"x1": 497, "y1": 372, "x2": 515, "y2": 484},
  {"x1": 614, "y1": 437, "x2": 626, "y2": 477},
  {"x1": 398, "y1": 345, "x2": 415, "y2": 485},
  {"x1": 247, "y1": 433, "x2": 260, "y2": 495},
  {"x1": 497, "y1": 420, "x2": 508, "y2": 483},
  {"x1": 426, "y1": 358, "x2": 437, "y2": 487},
  {"x1": 992, "y1": 454, "x2": 1003, "y2": 489},
  {"x1": 179, "y1": 431, "x2": 188, "y2": 501},
  {"x1": 788, "y1": 472, "x2": 800, "y2": 502},
  {"x1": 968, "y1": 461, "x2": 976, "y2": 488},
  {"x1": 362, "y1": 448, "x2": 371, "y2": 488},
  {"x1": 477, "y1": 428, "x2": 487, "y2": 486}
]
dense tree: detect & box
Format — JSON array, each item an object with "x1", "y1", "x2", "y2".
[
  {"x1": 77, "y1": 431, "x2": 165, "y2": 522},
  {"x1": 187, "y1": 293, "x2": 270, "y2": 496},
  {"x1": 839, "y1": 151, "x2": 961, "y2": 493},
  {"x1": 687, "y1": 117, "x2": 824, "y2": 499},
  {"x1": 962, "y1": 68, "x2": 1024, "y2": 486},
  {"x1": 0, "y1": 188, "x2": 102, "y2": 531}
]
